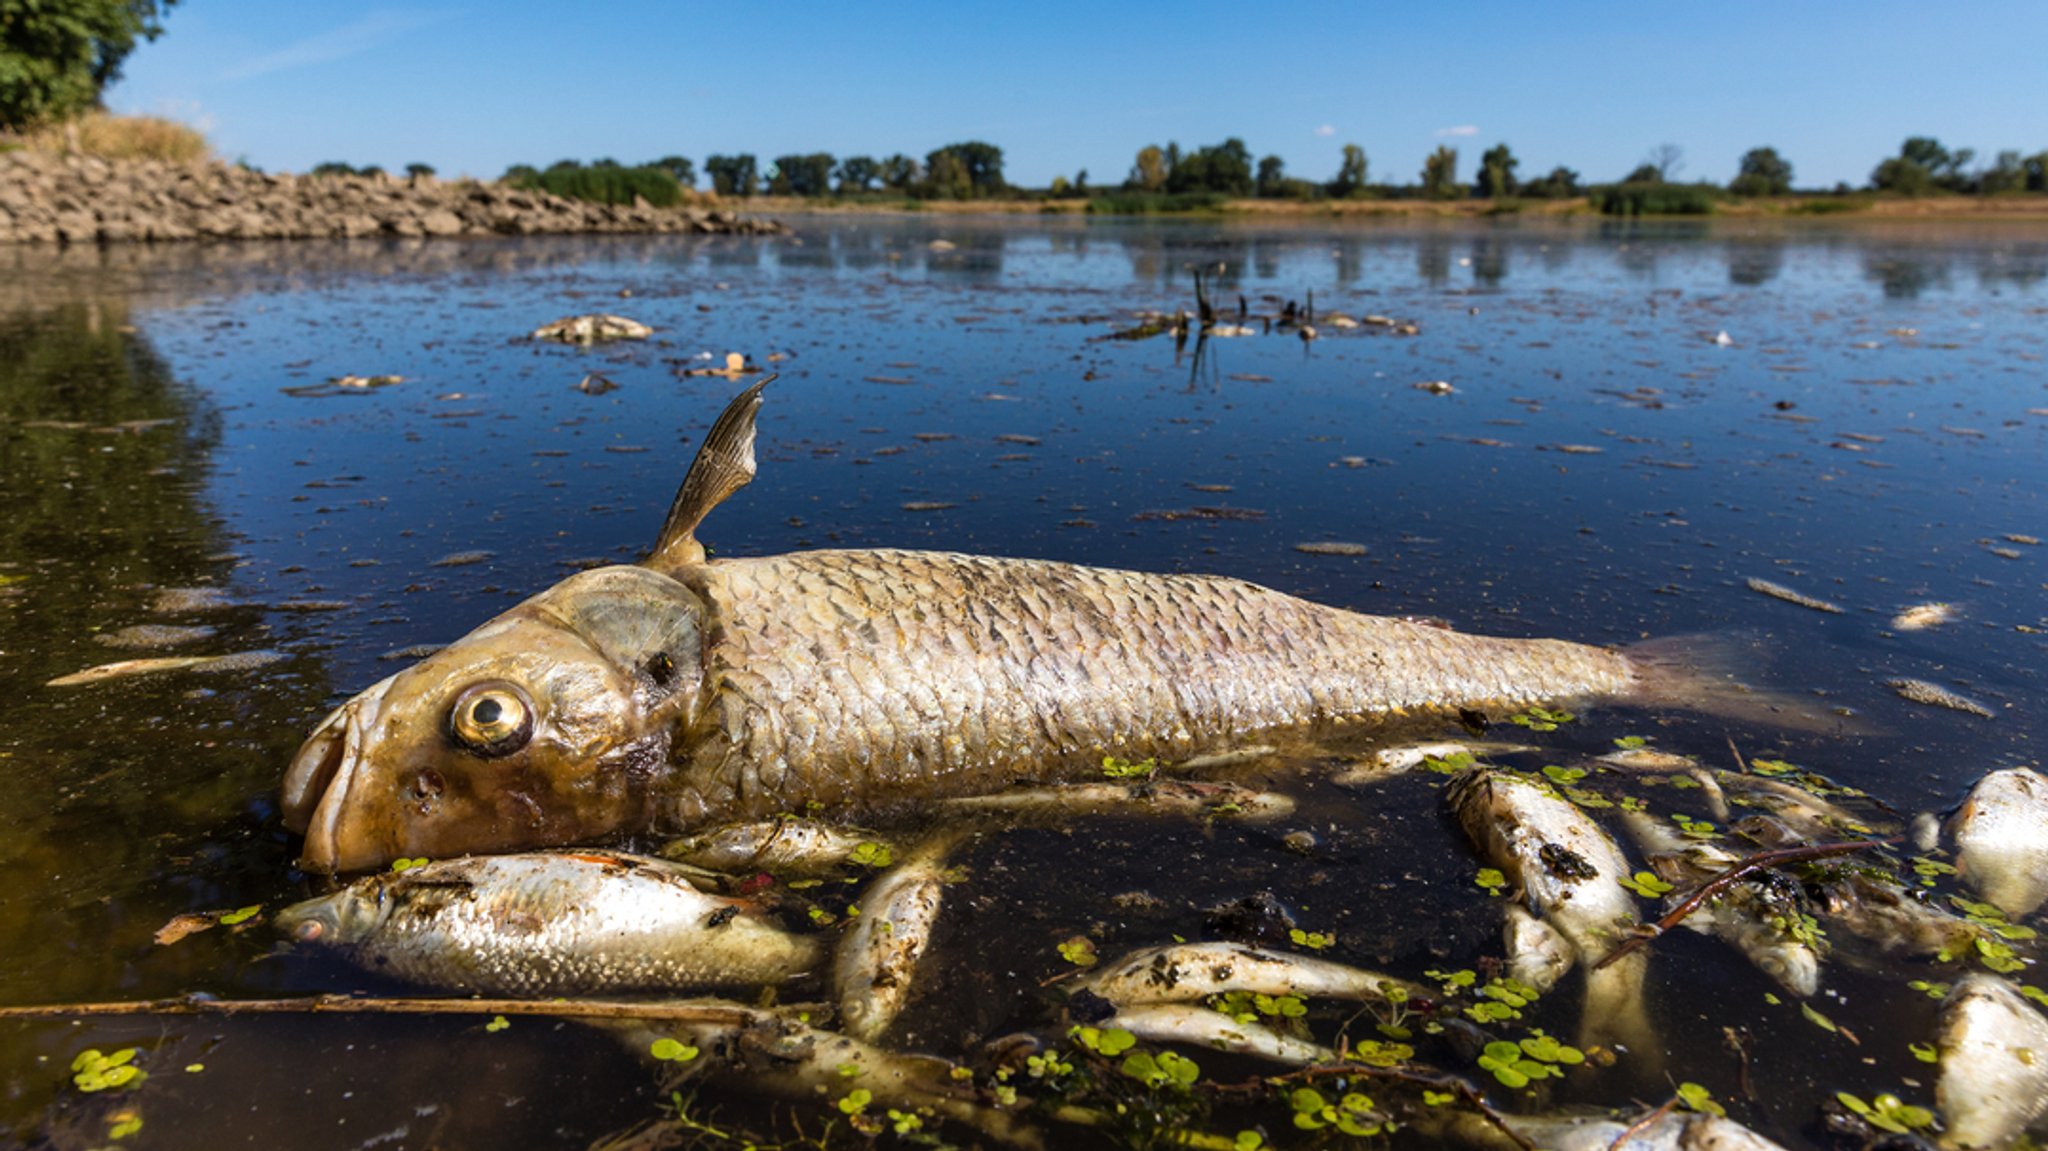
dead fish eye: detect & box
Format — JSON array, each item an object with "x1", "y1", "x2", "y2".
[{"x1": 448, "y1": 682, "x2": 535, "y2": 756}]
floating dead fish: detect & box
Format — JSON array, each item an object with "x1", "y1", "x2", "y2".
[
  {"x1": 939, "y1": 780, "x2": 1294, "y2": 822},
  {"x1": 1892, "y1": 602, "x2": 1958, "y2": 631},
  {"x1": 1717, "y1": 770, "x2": 1877, "y2": 840},
  {"x1": 332, "y1": 374, "x2": 404, "y2": 389},
  {"x1": 93, "y1": 624, "x2": 217, "y2": 650},
  {"x1": 1813, "y1": 868, "x2": 1982, "y2": 962},
  {"x1": 277, "y1": 851, "x2": 819, "y2": 996},
  {"x1": 282, "y1": 383, "x2": 1836, "y2": 874},
  {"x1": 1434, "y1": 1107, "x2": 1791, "y2": 1151},
  {"x1": 1413, "y1": 380, "x2": 1455, "y2": 395},
  {"x1": 531, "y1": 314, "x2": 652, "y2": 343},
  {"x1": 1746, "y1": 577, "x2": 1843, "y2": 614},
  {"x1": 575, "y1": 372, "x2": 619, "y2": 396},
  {"x1": 1077, "y1": 941, "x2": 1421, "y2": 1007},
  {"x1": 1449, "y1": 768, "x2": 1656, "y2": 1058},
  {"x1": 1102, "y1": 1004, "x2": 1333, "y2": 1066},
  {"x1": 1938, "y1": 974, "x2": 2048, "y2": 1151},
  {"x1": 662, "y1": 818, "x2": 891, "y2": 876},
  {"x1": 150, "y1": 586, "x2": 235, "y2": 614},
  {"x1": 1621, "y1": 810, "x2": 1823, "y2": 996},
  {"x1": 1889, "y1": 677, "x2": 1994, "y2": 719},
  {"x1": 1949, "y1": 767, "x2": 2048, "y2": 918},
  {"x1": 1332, "y1": 740, "x2": 1533, "y2": 787},
  {"x1": 48, "y1": 649, "x2": 284, "y2": 687},
  {"x1": 1293, "y1": 541, "x2": 1368, "y2": 556},
  {"x1": 835, "y1": 843, "x2": 952, "y2": 1043},
  {"x1": 428, "y1": 550, "x2": 495, "y2": 568},
  {"x1": 1502, "y1": 904, "x2": 1574, "y2": 992}
]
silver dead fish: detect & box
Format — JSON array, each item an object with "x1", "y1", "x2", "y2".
[
  {"x1": 662, "y1": 817, "x2": 891, "y2": 876},
  {"x1": 1448, "y1": 768, "x2": 1657, "y2": 1058},
  {"x1": 282, "y1": 382, "x2": 1833, "y2": 873},
  {"x1": 1949, "y1": 767, "x2": 2048, "y2": 918},
  {"x1": 1077, "y1": 941, "x2": 1421, "y2": 1007},
  {"x1": 276, "y1": 850, "x2": 820, "y2": 996},
  {"x1": 1621, "y1": 810, "x2": 1824, "y2": 996},
  {"x1": 834, "y1": 842, "x2": 953, "y2": 1043},
  {"x1": 1937, "y1": 974, "x2": 2048, "y2": 1151},
  {"x1": 530, "y1": 314, "x2": 652, "y2": 343}
]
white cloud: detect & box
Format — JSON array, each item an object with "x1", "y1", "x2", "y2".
[
  {"x1": 1434, "y1": 125, "x2": 1479, "y2": 138},
  {"x1": 224, "y1": 10, "x2": 450, "y2": 81},
  {"x1": 1314, "y1": 124, "x2": 1335, "y2": 137}
]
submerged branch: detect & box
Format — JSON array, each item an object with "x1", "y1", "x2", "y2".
[{"x1": 1595, "y1": 837, "x2": 1893, "y2": 971}]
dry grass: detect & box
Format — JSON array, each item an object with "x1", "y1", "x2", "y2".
[{"x1": 8, "y1": 112, "x2": 213, "y2": 164}]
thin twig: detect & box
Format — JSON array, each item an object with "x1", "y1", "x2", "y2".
[
  {"x1": 1608, "y1": 1098, "x2": 1677, "y2": 1151},
  {"x1": 0, "y1": 993, "x2": 757, "y2": 1026},
  {"x1": 1595, "y1": 838, "x2": 1891, "y2": 971}
]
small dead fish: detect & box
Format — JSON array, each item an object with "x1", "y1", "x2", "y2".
[
  {"x1": 331, "y1": 374, "x2": 404, "y2": 389},
  {"x1": 1595, "y1": 747, "x2": 1701, "y2": 772},
  {"x1": 1938, "y1": 974, "x2": 2048, "y2": 1151},
  {"x1": 1892, "y1": 602, "x2": 1958, "y2": 632},
  {"x1": 1717, "y1": 771, "x2": 1878, "y2": 839},
  {"x1": 531, "y1": 314, "x2": 652, "y2": 343},
  {"x1": 1746, "y1": 577, "x2": 1843, "y2": 614},
  {"x1": 1815, "y1": 870, "x2": 1981, "y2": 962},
  {"x1": 1332, "y1": 740, "x2": 1533, "y2": 787},
  {"x1": 1449, "y1": 768, "x2": 1655, "y2": 1059},
  {"x1": 1949, "y1": 767, "x2": 2048, "y2": 918},
  {"x1": 1078, "y1": 941, "x2": 1421, "y2": 1007},
  {"x1": 1890, "y1": 677, "x2": 1995, "y2": 719},
  {"x1": 1103, "y1": 1004, "x2": 1333, "y2": 1066},
  {"x1": 1292, "y1": 541, "x2": 1368, "y2": 556},
  {"x1": 835, "y1": 844, "x2": 952, "y2": 1043},
  {"x1": 47, "y1": 649, "x2": 284, "y2": 687},
  {"x1": 1502, "y1": 903, "x2": 1574, "y2": 993},
  {"x1": 1444, "y1": 1109, "x2": 1791, "y2": 1151},
  {"x1": 939, "y1": 780, "x2": 1295, "y2": 822},
  {"x1": 93, "y1": 624, "x2": 217, "y2": 650},
  {"x1": 662, "y1": 818, "x2": 890, "y2": 876},
  {"x1": 277, "y1": 850, "x2": 819, "y2": 996},
  {"x1": 149, "y1": 586, "x2": 235, "y2": 614},
  {"x1": 429, "y1": 550, "x2": 496, "y2": 568},
  {"x1": 1621, "y1": 811, "x2": 1823, "y2": 996}
]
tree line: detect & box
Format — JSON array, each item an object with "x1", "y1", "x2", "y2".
[{"x1": 497, "y1": 137, "x2": 2048, "y2": 207}]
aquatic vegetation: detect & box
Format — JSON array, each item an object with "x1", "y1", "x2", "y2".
[
  {"x1": 1835, "y1": 1092, "x2": 1934, "y2": 1134},
  {"x1": 1476, "y1": 1030, "x2": 1583, "y2": 1088},
  {"x1": 71, "y1": 1047, "x2": 144, "y2": 1093}
]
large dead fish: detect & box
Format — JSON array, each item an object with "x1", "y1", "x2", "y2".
[
  {"x1": 1937, "y1": 974, "x2": 2048, "y2": 1150},
  {"x1": 1948, "y1": 767, "x2": 2048, "y2": 919},
  {"x1": 282, "y1": 382, "x2": 1829, "y2": 873}
]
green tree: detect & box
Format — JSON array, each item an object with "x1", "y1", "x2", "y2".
[
  {"x1": 1877, "y1": 136, "x2": 1974, "y2": 192},
  {"x1": 501, "y1": 163, "x2": 539, "y2": 184},
  {"x1": 1255, "y1": 154, "x2": 1286, "y2": 198},
  {"x1": 1978, "y1": 149, "x2": 2025, "y2": 194},
  {"x1": 0, "y1": 0, "x2": 177, "y2": 128},
  {"x1": 650, "y1": 155, "x2": 696, "y2": 188},
  {"x1": 768, "y1": 152, "x2": 834, "y2": 196},
  {"x1": 922, "y1": 141, "x2": 1005, "y2": 197},
  {"x1": 2026, "y1": 152, "x2": 2048, "y2": 193},
  {"x1": 1329, "y1": 144, "x2": 1368, "y2": 197},
  {"x1": 1520, "y1": 165, "x2": 1580, "y2": 199},
  {"x1": 1129, "y1": 145, "x2": 1166, "y2": 191},
  {"x1": 834, "y1": 155, "x2": 877, "y2": 194},
  {"x1": 878, "y1": 153, "x2": 919, "y2": 190},
  {"x1": 404, "y1": 162, "x2": 435, "y2": 179},
  {"x1": 1165, "y1": 138, "x2": 1252, "y2": 196},
  {"x1": 1421, "y1": 145, "x2": 1462, "y2": 199},
  {"x1": 705, "y1": 153, "x2": 758, "y2": 197},
  {"x1": 1474, "y1": 143, "x2": 1518, "y2": 198},
  {"x1": 1645, "y1": 143, "x2": 1684, "y2": 180},
  {"x1": 1728, "y1": 146, "x2": 1793, "y2": 196},
  {"x1": 1621, "y1": 163, "x2": 1663, "y2": 184}
]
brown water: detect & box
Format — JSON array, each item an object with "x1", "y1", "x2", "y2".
[{"x1": 0, "y1": 218, "x2": 2043, "y2": 1149}]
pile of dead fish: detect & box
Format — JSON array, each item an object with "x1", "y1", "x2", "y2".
[{"x1": 279, "y1": 758, "x2": 2048, "y2": 1151}]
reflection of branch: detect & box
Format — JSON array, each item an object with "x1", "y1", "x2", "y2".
[
  {"x1": 1183, "y1": 331, "x2": 1213, "y2": 393},
  {"x1": 1593, "y1": 838, "x2": 1890, "y2": 971},
  {"x1": 0, "y1": 993, "x2": 757, "y2": 1025}
]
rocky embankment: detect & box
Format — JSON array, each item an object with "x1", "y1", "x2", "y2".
[{"x1": 0, "y1": 152, "x2": 783, "y2": 243}]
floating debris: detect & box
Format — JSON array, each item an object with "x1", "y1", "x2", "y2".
[
  {"x1": 1887, "y1": 677, "x2": 1994, "y2": 718},
  {"x1": 574, "y1": 372, "x2": 619, "y2": 396},
  {"x1": 1539, "y1": 443, "x2": 1605, "y2": 455},
  {"x1": 379, "y1": 643, "x2": 446, "y2": 661},
  {"x1": 681, "y1": 352, "x2": 760, "y2": 379},
  {"x1": 150, "y1": 587, "x2": 235, "y2": 614},
  {"x1": 1711, "y1": 330, "x2": 1735, "y2": 347},
  {"x1": 531, "y1": 314, "x2": 651, "y2": 343},
  {"x1": 1891, "y1": 602, "x2": 1957, "y2": 631},
  {"x1": 1131, "y1": 506, "x2": 1266, "y2": 522},
  {"x1": 429, "y1": 550, "x2": 495, "y2": 568},
  {"x1": 1746, "y1": 577, "x2": 1843, "y2": 614},
  {"x1": 47, "y1": 649, "x2": 285, "y2": 687},
  {"x1": 271, "y1": 599, "x2": 350, "y2": 612},
  {"x1": 333, "y1": 374, "x2": 404, "y2": 390},
  {"x1": 1293, "y1": 541, "x2": 1368, "y2": 557},
  {"x1": 900, "y1": 501, "x2": 956, "y2": 512},
  {"x1": 1413, "y1": 380, "x2": 1456, "y2": 395},
  {"x1": 94, "y1": 624, "x2": 217, "y2": 650}
]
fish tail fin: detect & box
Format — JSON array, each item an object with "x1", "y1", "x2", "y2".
[{"x1": 1622, "y1": 632, "x2": 1865, "y2": 736}]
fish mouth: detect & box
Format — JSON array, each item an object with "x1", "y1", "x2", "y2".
[{"x1": 282, "y1": 676, "x2": 393, "y2": 874}]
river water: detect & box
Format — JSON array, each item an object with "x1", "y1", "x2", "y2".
[{"x1": 0, "y1": 217, "x2": 2042, "y2": 1149}]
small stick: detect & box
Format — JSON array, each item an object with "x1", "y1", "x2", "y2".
[
  {"x1": 1595, "y1": 838, "x2": 1891, "y2": 971},
  {"x1": 1608, "y1": 1097, "x2": 1677, "y2": 1151},
  {"x1": 1725, "y1": 734, "x2": 1748, "y2": 774},
  {"x1": 0, "y1": 993, "x2": 757, "y2": 1026}
]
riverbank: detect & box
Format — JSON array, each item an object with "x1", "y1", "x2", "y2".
[
  {"x1": 0, "y1": 151, "x2": 784, "y2": 244},
  {"x1": 738, "y1": 191, "x2": 2048, "y2": 220}
]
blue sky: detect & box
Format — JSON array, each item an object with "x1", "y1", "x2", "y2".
[{"x1": 111, "y1": 1, "x2": 2048, "y2": 190}]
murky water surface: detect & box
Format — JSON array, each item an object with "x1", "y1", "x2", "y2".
[{"x1": 1, "y1": 217, "x2": 2043, "y2": 1149}]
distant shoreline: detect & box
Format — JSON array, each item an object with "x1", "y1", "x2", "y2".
[{"x1": 729, "y1": 192, "x2": 2048, "y2": 221}]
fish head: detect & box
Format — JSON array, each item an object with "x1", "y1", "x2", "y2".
[
  {"x1": 275, "y1": 881, "x2": 392, "y2": 948},
  {"x1": 282, "y1": 566, "x2": 709, "y2": 874}
]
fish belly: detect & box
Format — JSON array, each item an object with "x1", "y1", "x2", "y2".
[{"x1": 666, "y1": 550, "x2": 1635, "y2": 824}]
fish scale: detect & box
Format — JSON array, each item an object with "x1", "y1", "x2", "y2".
[{"x1": 667, "y1": 548, "x2": 1637, "y2": 825}]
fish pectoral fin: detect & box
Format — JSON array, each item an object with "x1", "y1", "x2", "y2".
[{"x1": 647, "y1": 377, "x2": 774, "y2": 570}]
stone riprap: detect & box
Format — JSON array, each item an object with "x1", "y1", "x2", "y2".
[{"x1": 0, "y1": 152, "x2": 783, "y2": 243}]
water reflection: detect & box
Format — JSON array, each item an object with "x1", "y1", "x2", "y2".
[{"x1": 1725, "y1": 235, "x2": 1786, "y2": 286}]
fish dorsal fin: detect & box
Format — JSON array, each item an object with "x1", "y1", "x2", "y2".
[{"x1": 647, "y1": 377, "x2": 772, "y2": 570}]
